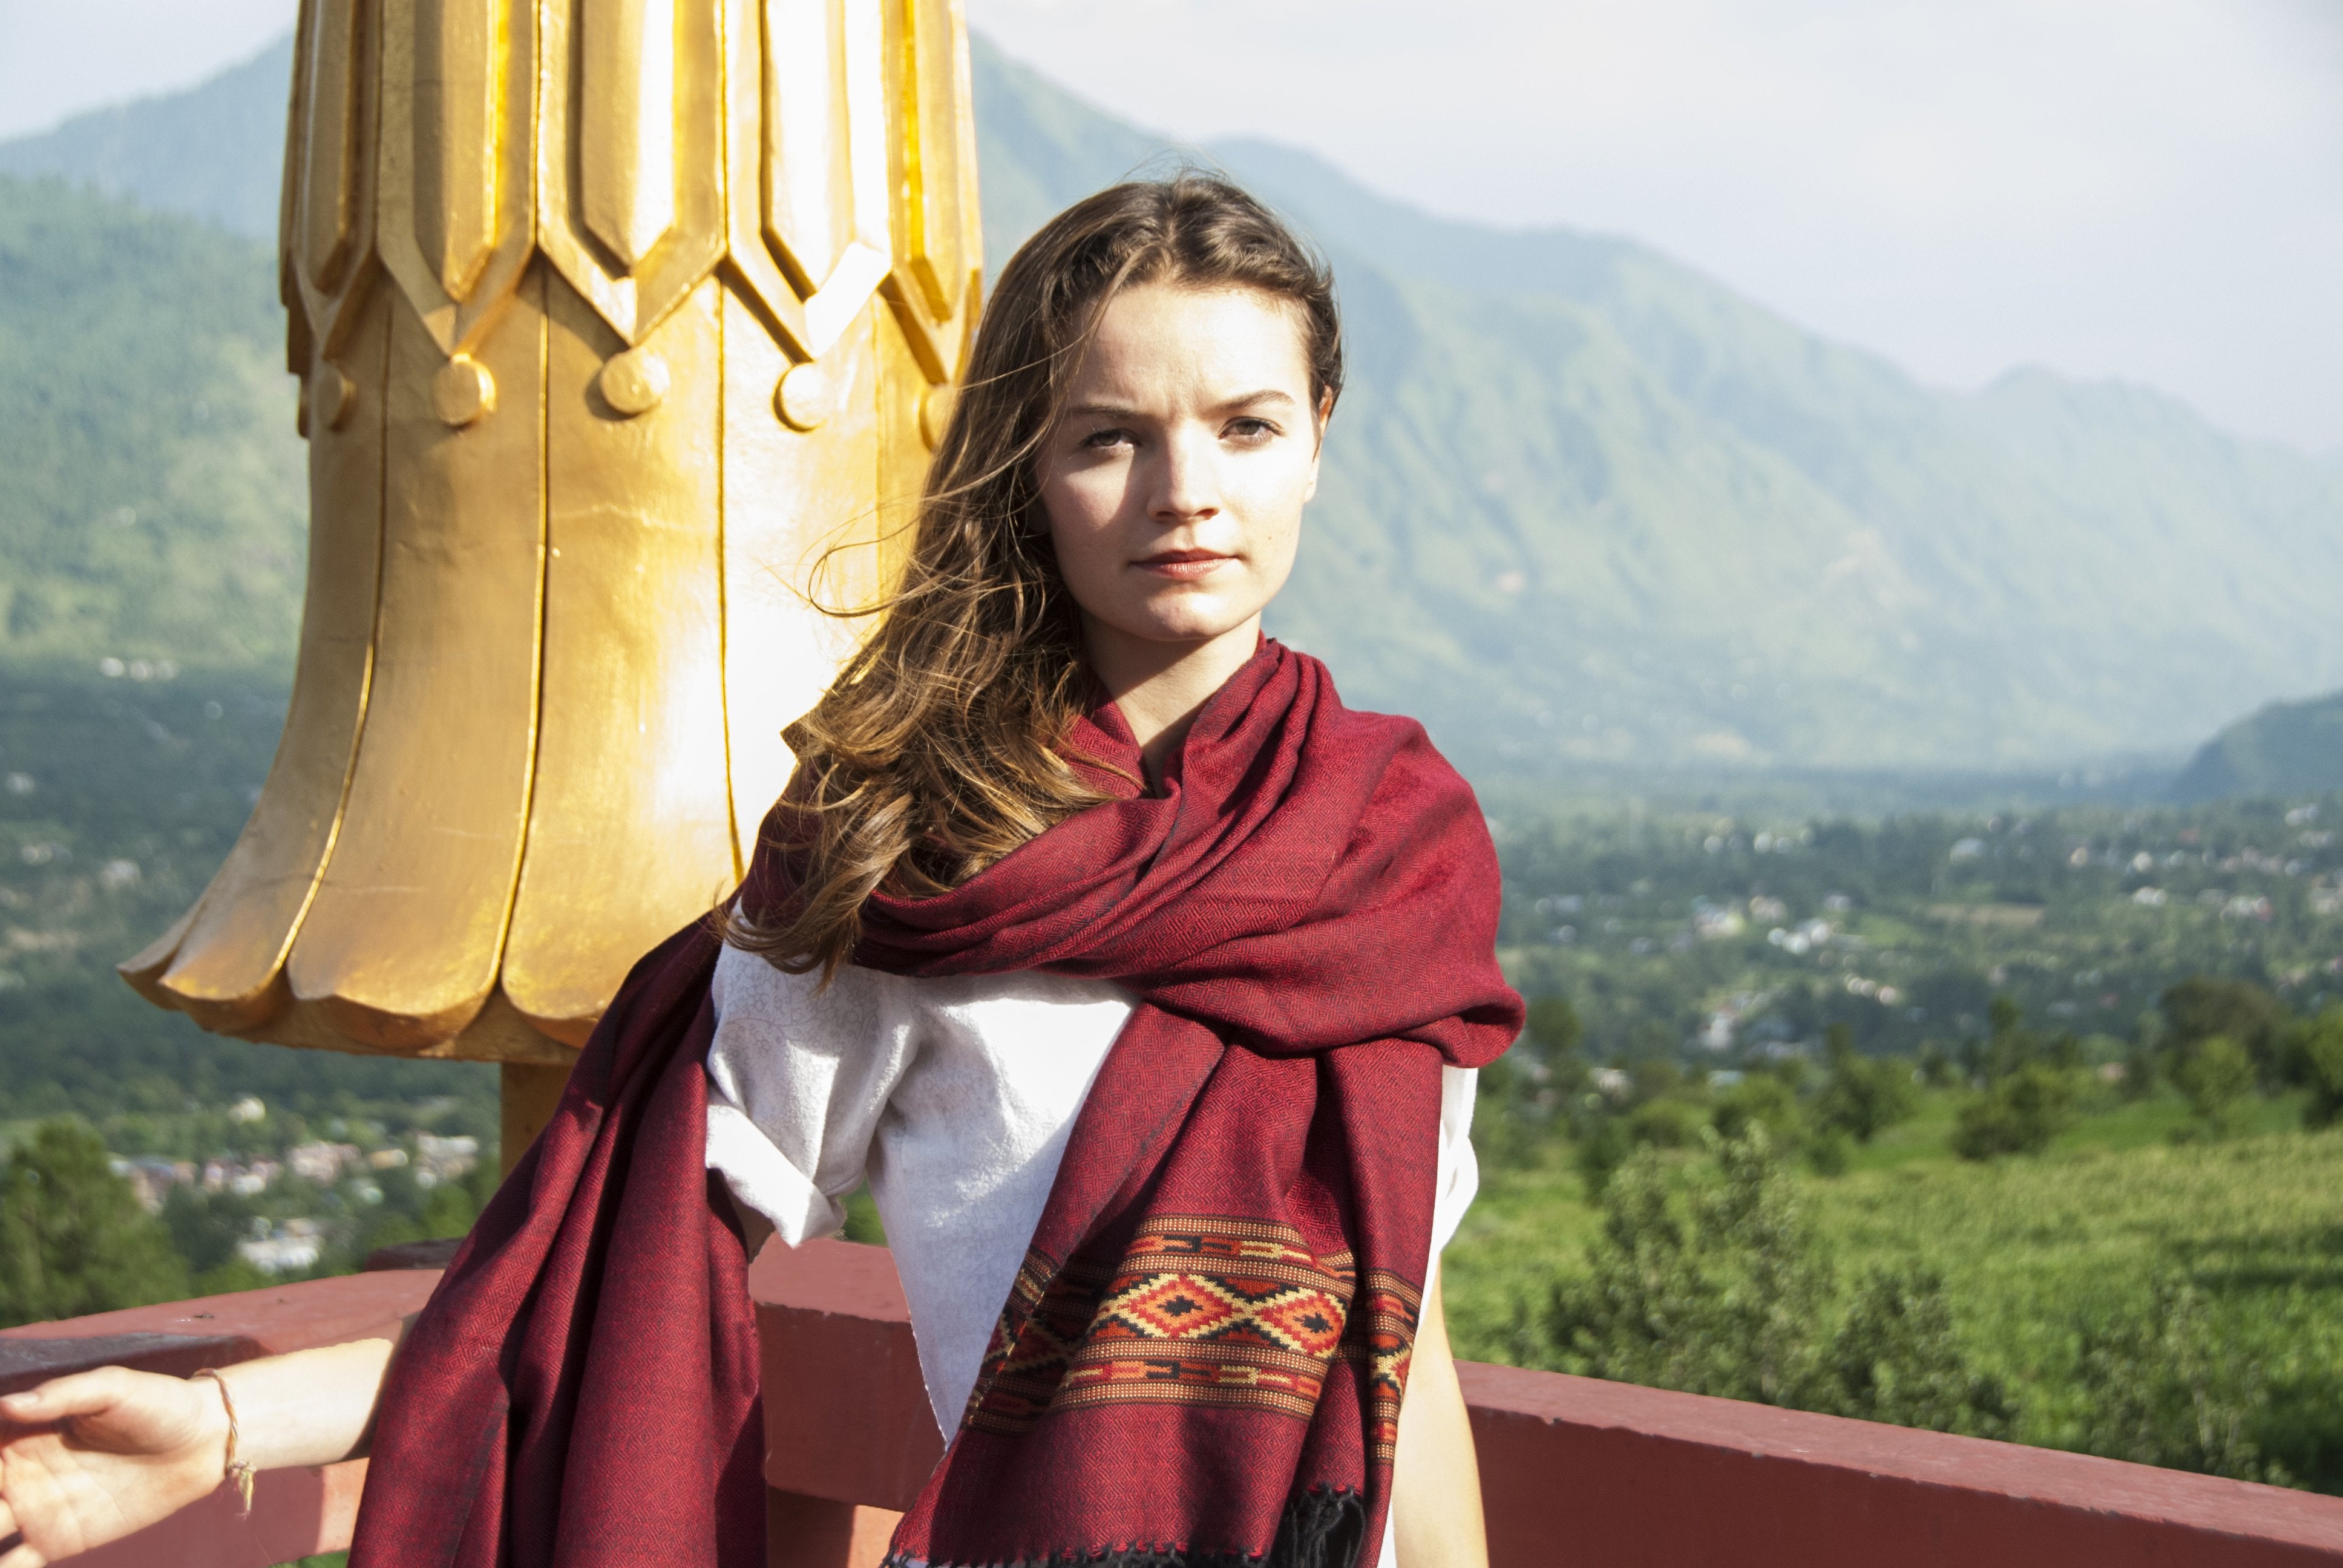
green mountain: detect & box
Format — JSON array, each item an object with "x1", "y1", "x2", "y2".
[
  {"x1": 0, "y1": 177, "x2": 304, "y2": 670},
  {"x1": 0, "y1": 40, "x2": 293, "y2": 241},
  {"x1": 2172, "y1": 690, "x2": 2343, "y2": 803},
  {"x1": 3, "y1": 35, "x2": 2341, "y2": 780}
]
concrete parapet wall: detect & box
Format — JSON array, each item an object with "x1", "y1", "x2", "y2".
[{"x1": 7, "y1": 1240, "x2": 2340, "y2": 1567}]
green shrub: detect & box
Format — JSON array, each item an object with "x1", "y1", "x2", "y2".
[
  {"x1": 2160, "y1": 976, "x2": 2284, "y2": 1083},
  {"x1": 160, "y1": 1181, "x2": 250, "y2": 1275},
  {"x1": 1628, "y1": 1096, "x2": 1705, "y2": 1150},
  {"x1": 349, "y1": 1155, "x2": 497, "y2": 1263},
  {"x1": 1470, "y1": 1053, "x2": 1552, "y2": 1168},
  {"x1": 1815, "y1": 1025, "x2": 1918, "y2": 1144},
  {"x1": 1829, "y1": 1267, "x2": 2013, "y2": 1437},
  {"x1": 1545, "y1": 1132, "x2": 1828, "y2": 1406},
  {"x1": 1573, "y1": 1116, "x2": 1633, "y2": 1200},
  {"x1": 1711, "y1": 1073, "x2": 1802, "y2": 1147},
  {"x1": 1541, "y1": 1130, "x2": 2009, "y2": 1434},
  {"x1": 1979, "y1": 995, "x2": 2033, "y2": 1082},
  {"x1": 2170, "y1": 1035, "x2": 2255, "y2": 1136},
  {"x1": 0, "y1": 1120, "x2": 188, "y2": 1327},
  {"x1": 1951, "y1": 1063, "x2": 2076, "y2": 1159},
  {"x1": 2072, "y1": 1276, "x2": 2282, "y2": 1483},
  {"x1": 2293, "y1": 1011, "x2": 2343, "y2": 1131},
  {"x1": 1524, "y1": 996, "x2": 1584, "y2": 1060}
]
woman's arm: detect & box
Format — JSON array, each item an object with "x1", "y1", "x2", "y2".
[
  {"x1": 0, "y1": 1331, "x2": 402, "y2": 1568},
  {"x1": 1391, "y1": 1272, "x2": 1488, "y2": 1568}
]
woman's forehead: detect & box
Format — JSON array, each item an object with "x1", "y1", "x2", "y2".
[{"x1": 1068, "y1": 283, "x2": 1314, "y2": 403}]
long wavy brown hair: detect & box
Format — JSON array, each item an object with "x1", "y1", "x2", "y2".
[{"x1": 724, "y1": 174, "x2": 1344, "y2": 979}]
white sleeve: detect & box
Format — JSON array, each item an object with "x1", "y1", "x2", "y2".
[
  {"x1": 703, "y1": 946, "x2": 917, "y2": 1246},
  {"x1": 1427, "y1": 1065, "x2": 1480, "y2": 1258}
]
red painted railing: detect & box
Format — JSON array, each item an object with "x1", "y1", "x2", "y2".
[
  {"x1": 0, "y1": 1270, "x2": 432, "y2": 1568},
  {"x1": 6, "y1": 1240, "x2": 2340, "y2": 1566}
]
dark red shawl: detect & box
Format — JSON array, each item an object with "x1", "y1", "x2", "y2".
[{"x1": 349, "y1": 642, "x2": 1519, "y2": 1568}]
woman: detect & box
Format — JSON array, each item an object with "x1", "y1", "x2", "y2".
[{"x1": 0, "y1": 176, "x2": 1519, "y2": 1568}]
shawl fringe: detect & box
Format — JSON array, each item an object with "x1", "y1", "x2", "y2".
[{"x1": 881, "y1": 1486, "x2": 1369, "y2": 1568}]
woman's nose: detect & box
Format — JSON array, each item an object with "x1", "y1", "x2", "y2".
[{"x1": 1149, "y1": 426, "x2": 1222, "y2": 524}]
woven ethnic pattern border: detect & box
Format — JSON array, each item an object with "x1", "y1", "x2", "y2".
[
  {"x1": 962, "y1": 1215, "x2": 1418, "y2": 1443},
  {"x1": 1345, "y1": 1270, "x2": 1421, "y2": 1466}
]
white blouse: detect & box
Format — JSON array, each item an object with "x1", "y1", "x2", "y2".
[{"x1": 701, "y1": 942, "x2": 1483, "y2": 1443}]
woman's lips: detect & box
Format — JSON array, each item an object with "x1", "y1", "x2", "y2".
[{"x1": 1135, "y1": 550, "x2": 1234, "y2": 580}]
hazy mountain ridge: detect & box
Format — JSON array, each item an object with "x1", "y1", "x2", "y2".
[
  {"x1": 963, "y1": 48, "x2": 2343, "y2": 773},
  {"x1": 3, "y1": 34, "x2": 2339, "y2": 779},
  {"x1": 0, "y1": 40, "x2": 292, "y2": 242},
  {"x1": 2172, "y1": 691, "x2": 2343, "y2": 804}
]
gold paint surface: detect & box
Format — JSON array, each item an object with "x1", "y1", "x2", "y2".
[
  {"x1": 131, "y1": 0, "x2": 984, "y2": 1063},
  {"x1": 598, "y1": 345, "x2": 671, "y2": 414},
  {"x1": 501, "y1": 275, "x2": 736, "y2": 1042},
  {"x1": 315, "y1": 361, "x2": 358, "y2": 430},
  {"x1": 917, "y1": 381, "x2": 951, "y2": 451},
  {"x1": 897, "y1": 0, "x2": 963, "y2": 322},
  {"x1": 431, "y1": 354, "x2": 497, "y2": 424},
  {"x1": 284, "y1": 0, "x2": 381, "y2": 365},
  {"x1": 413, "y1": 0, "x2": 504, "y2": 298},
  {"x1": 761, "y1": 0, "x2": 853, "y2": 292},
  {"x1": 300, "y1": 0, "x2": 364, "y2": 291},
  {"x1": 539, "y1": 0, "x2": 724, "y2": 343},
  {"x1": 721, "y1": 284, "x2": 884, "y2": 866},
  {"x1": 378, "y1": 0, "x2": 535, "y2": 355},
  {"x1": 773, "y1": 356, "x2": 834, "y2": 430},
  {"x1": 242, "y1": 987, "x2": 581, "y2": 1065},
  {"x1": 723, "y1": 0, "x2": 892, "y2": 361},
  {"x1": 581, "y1": 0, "x2": 680, "y2": 270},
  {"x1": 123, "y1": 288, "x2": 393, "y2": 1030},
  {"x1": 283, "y1": 267, "x2": 548, "y2": 1052}
]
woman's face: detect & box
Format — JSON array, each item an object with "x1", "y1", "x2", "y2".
[{"x1": 1038, "y1": 283, "x2": 1323, "y2": 667}]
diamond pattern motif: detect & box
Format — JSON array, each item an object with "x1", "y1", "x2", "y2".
[{"x1": 960, "y1": 1215, "x2": 1421, "y2": 1439}]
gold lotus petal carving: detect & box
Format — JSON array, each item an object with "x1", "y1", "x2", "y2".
[{"x1": 129, "y1": 0, "x2": 981, "y2": 1065}]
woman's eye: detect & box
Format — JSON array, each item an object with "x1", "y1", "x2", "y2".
[
  {"x1": 1080, "y1": 426, "x2": 1133, "y2": 451},
  {"x1": 1226, "y1": 417, "x2": 1278, "y2": 444}
]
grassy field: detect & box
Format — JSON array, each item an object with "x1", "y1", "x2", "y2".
[{"x1": 1444, "y1": 1089, "x2": 2343, "y2": 1489}]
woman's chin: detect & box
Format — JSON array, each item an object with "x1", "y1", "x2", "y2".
[{"x1": 1085, "y1": 610, "x2": 1259, "y2": 662}]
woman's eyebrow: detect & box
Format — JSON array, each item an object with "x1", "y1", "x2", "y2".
[
  {"x1": 1062, "y1": 390, "x2": 1302, "y2": 423},
  {"x1": 1216, "y1": 389, "x2": 1300, "y2": 412}
]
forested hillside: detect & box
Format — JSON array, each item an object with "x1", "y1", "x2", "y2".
[
  {"x1": 0, "y1": 41, "x2": 291, "y2": 239},
  {"x1": 2175, "y1": 691, "x2": 2343, "y2": 803},
  {"x1": 0, "y1": 177, "x2": 303, "y2": 669}
]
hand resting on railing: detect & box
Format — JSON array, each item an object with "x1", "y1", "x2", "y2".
[{"x1": 0, "y1": 1334, "x2": 401, "y2": 1568}]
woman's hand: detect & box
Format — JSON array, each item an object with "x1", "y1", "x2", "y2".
[{"x1": 0, "y1": 1368, "x2": 231, "y2": 1568}]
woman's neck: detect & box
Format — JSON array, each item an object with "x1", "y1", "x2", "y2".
[{"x1": 1082, "y1": 614, "x2": 1263, "y2": 788}]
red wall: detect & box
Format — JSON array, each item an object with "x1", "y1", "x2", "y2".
[{"x1": 8, "y1": 1241, "x2": 2341, "y2": 1567}]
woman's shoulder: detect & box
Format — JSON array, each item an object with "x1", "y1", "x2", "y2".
[
  {"x1": 710, "y1": 942, "x2": 1127, "y2": 1017},
  {"x1": 711, "y1": 941, "x2": 882, "y2": 1025}
]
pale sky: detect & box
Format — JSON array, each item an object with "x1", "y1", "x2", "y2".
[{"x1": 4, "y1": 0, "x2": 2338, "y2": 454}]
